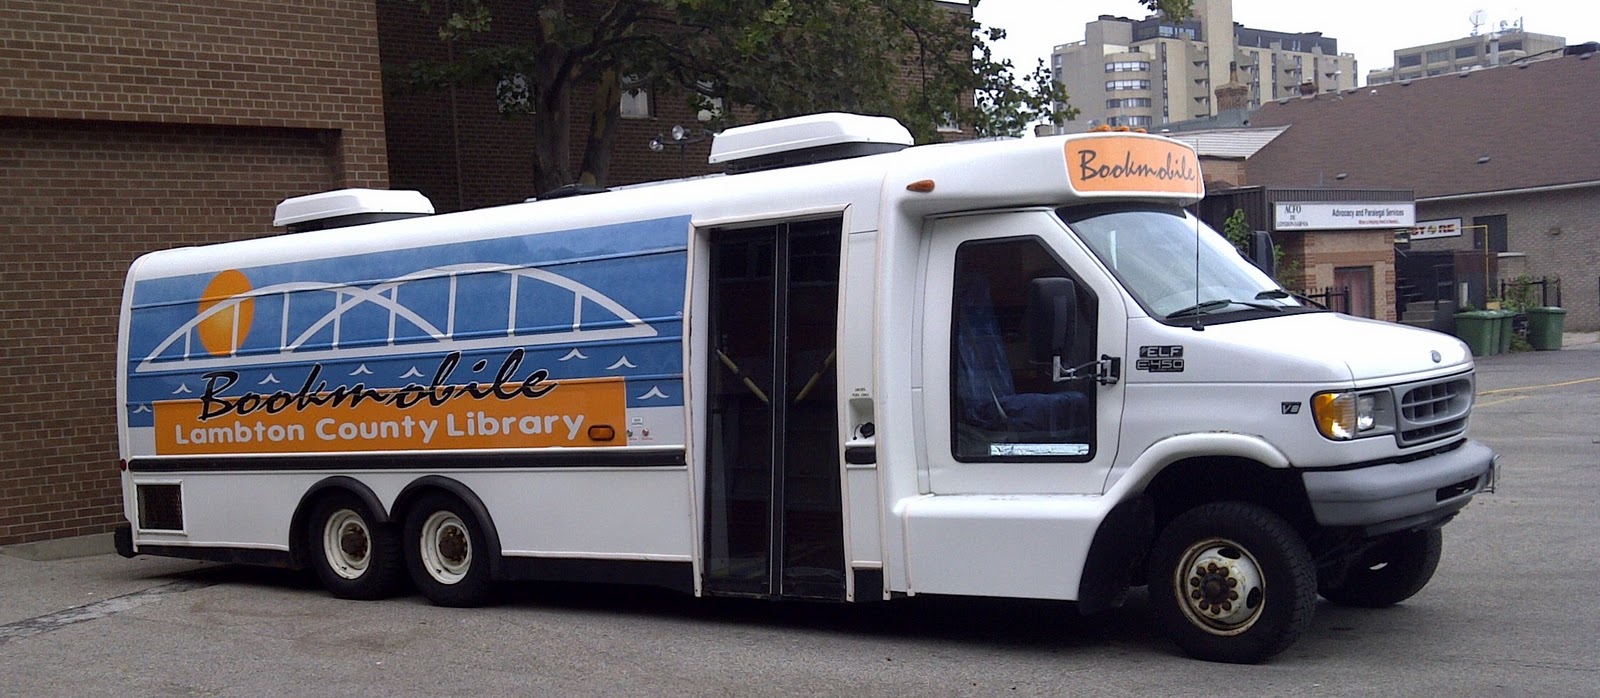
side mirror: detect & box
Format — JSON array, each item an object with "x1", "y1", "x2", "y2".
[
  {"x1": 1248, "y1": 230, "x2": 1276, "y2": 277},
  {"x1": 1026, "y1": 277, "x2": 1077, "y2": 363}
]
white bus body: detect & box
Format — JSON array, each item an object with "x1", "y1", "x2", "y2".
[{"x1": 115, "y1": 113, "x2": 1495, "y2": 663}]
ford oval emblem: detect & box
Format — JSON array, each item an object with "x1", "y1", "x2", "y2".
[{"x1": 1431, "y1": 350, "x2": 1442, "y2": 363}]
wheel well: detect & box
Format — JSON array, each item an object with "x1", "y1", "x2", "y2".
[
  {"x1": 287, "y1": 476, "x2": 389, "y2": 570},
  {"x1": 1143, "y1": 456, "x2": 1315, "y2": 537}
]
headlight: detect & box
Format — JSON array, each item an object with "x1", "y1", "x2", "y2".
[{"x1": 1312, "y1": 390, "x2": 1394, "y2": 440}]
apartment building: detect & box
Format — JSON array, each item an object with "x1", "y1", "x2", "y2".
[
  {"x1": 1049, "y1": 0, "x2": 1356, "y2": 131},
  {"x1": 1368, "y1": 26, "x2": 1566, "y2": 84}
]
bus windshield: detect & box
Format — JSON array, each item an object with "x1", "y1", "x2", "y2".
[{"x1": 1061, "y1": 205, "x2": 1311, "y2": 322}]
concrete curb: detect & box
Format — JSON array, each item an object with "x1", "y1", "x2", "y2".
[
  {"x1": 1562, "y1": 331, "x2": 1600, "y2": 348},
  {"x1": 0, "y1": 533, "x2": 115, "y2": 561}
]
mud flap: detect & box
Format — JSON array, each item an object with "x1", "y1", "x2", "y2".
[{"x1": 1077, "y1": 496, "x2": 1153, "y2": 615}]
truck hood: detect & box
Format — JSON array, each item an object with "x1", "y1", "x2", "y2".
[{"x1": 1203, "y1": 312, "x2": 1473, "y2": 383}]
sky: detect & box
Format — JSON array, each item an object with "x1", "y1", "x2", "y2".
[{"x1": 971, "y1": 0, "x2": 1598, "y2": 82}]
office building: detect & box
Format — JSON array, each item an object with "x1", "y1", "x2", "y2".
[
  {"x1": 1368, "y1": 24, "x2": 1565, "y2": 84},
  {"x1": 1049, "y1": 0, "x2": 1356, "y2": 131}
]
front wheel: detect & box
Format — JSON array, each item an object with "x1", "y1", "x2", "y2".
[
  {"x1": 403, "y1": 492, "x2": 494, "y2": 607},
  {"x1": 1147, "y1": 502, "x2": 1317, "y2": 664},
  {"x1": 1320, "y1": 528, "x2": 1443, "y2": 608}
]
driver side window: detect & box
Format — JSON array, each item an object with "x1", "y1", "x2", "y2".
[{"x1": 950, "y1": 238, "x2": 1097, "y2": 461}]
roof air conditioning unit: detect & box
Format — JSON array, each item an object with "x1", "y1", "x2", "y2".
[
  {"x1": 273, "y1": 189, "x2": 435, "y2": 233},
  {"x1": 709, "y1": 113, "x2": 913, "y2": 174}
]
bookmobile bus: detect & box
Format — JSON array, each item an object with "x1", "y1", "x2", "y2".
[{"x1": 115, "y1": 113, "x2": 1495, "y2": 663}]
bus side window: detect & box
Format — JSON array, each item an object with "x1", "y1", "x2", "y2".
[{"x1": 950, "y1": 238, "x2": 1095, "y2": 461}]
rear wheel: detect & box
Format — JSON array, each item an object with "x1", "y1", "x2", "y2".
[
  {"x1": 1147, "y1": 502, "x2": 1317, "y2": 664},
  {"x1": 1320, "y1": 528, "x2": 1443, "y2": 608},
  {"x1": 403, "y1": 492, "x2": 494, "y2": 607},
  {"x1": 308, "y1": 492, "x2": 404, "y2": 600}
]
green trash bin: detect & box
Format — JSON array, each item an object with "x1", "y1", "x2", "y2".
[
  {"x1": 1494, "y1": 309, "x2": 1515, "y2": 354},
  {"x1": 1526, "y1": 307, "x2": 1568, "y2": 351},
  {"x1": 1453, "y1": 311, "x2": 1496, "y2": 356}
]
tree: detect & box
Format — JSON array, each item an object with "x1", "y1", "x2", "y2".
[
  {"x1": 391, "y1": 1, "x2": 1194, "y2": 192},
  {"x1": 1223, "y1": 208, "x2": 1299, "y2": 289}
]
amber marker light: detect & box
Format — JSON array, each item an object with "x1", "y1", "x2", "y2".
[
  {"x1": 1312, "y1": 392, "x2": 1355, "y2": 440},
  {"x1": 588, "y1": 425, "x2": 617, "y2": 442},
  {"x1": 906, "y1": 179, "x2": 936, "y2": 193}
]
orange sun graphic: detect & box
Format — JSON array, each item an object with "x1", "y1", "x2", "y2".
[{"x1": 196, "y1": 269, "x2": 254, "y2": 356}]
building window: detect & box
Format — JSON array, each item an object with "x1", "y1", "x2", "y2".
[
  {"x1": 1425, "y1": 49, "x2": 1450, "y2": 63},
  {"x1": 1500, "y1": 40, "x2": 1523, "y2": 51},
  {"x1": 1106, "y1": 98, "x2": 1152, "y2": 108},
  {"x1": 1397, "y1": 53, "x2": 1422, "y2": 67},
  {"x1": 620, "y1": 75, "x2": 651, "y2": 119},
  {"x1": 1107, "y1": 115, "x2": 1152, "y2": 127},
  {"x1": 1156, "y1": 25, "x2": 1197, "y2": 40},
  {"x1": 1104, "y1": 61, "x2": 1151, "y2": 72},
  {"x1": 1456, "y1": 45, "x2": 1478, "y2": 59},
  {"x1": 1105, "y1": 79, "x2": 1151, "y2": 90}
]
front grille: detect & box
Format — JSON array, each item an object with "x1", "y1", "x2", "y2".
[{"x1": 1396, "y1": 376, "x2": 1473, "y2": 446}]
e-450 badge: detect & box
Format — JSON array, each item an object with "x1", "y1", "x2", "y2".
[{"x1": 1136, "y1": 345, "x2": 1185, "y2": 373}]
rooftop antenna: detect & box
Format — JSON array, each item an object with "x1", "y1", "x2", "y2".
[{"x1": 1469, "y1": 9, "x2": 1487, "y2": 36}]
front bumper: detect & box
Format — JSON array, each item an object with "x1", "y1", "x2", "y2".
[{"x1": 1302, "y1": 439, "x2": 1496, "y2": 537}]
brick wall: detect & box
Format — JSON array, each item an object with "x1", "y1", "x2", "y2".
[
  {"x1": 1284, "y1": 230, "x2": 1398, "y2": 322},
  {"x1": 1414, "y1": 188, "x2": 1600, "y2": 331},
  {"x1": 0, "y1": 0, "x2": 389, "y2": 545},
  {"x1": 1200, "y1": 158, "x2": 1247, "y2": 189},
  {"x1": 0, "y1": 0, "x2": 388, "y2": 185}
]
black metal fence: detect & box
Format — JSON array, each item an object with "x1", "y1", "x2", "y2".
[
  {"x1": 1300, "y1": 286, "x2": 1351, "y2": 313},
  {"x1": 1499, "y1": 276, "x2": 1562, "y2": 309}
]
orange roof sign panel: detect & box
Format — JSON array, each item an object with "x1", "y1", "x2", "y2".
[{"x1": 1064, "y1": 136, "x2": 1203, "y2": 197}]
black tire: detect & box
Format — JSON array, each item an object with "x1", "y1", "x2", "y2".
[
  {"x1": 1147, "y1": 502, "x2": 1317, "y2": 664},
  {"x1": 1319, "y1": 528, "x2": 1443, "y2": 608},
  {"x1": 403, "y1": 492, "x2": 494, "y2": 607},
  {"x1": 307, "y1": 492, "x2": 405, "y2": 600}
]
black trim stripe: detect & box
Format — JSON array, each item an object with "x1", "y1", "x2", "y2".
[
  {"x1": 136, "y1": 544, "x2": 296, "y2": 569},
  {"x1": 499, "y1": 557, "x2": 694, "y2": 593},
  {"x1": 127, "y1": 449, "x2": 688, "y2": 473}
]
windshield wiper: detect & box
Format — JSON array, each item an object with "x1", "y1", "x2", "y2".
[
  {"x1": 1257, "y1": 288, "x2": 1332, "y2": 310},
  {"x1": 1166, "y1": 299, "x2": 1232, "y2": 319},
  {"x1": 1167, "y1": 297, "x2": 1287, "y2": 319}
]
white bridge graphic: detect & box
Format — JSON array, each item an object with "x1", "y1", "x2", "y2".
[{"x1": 137, "y1": 263, "x2": 659, "y2": 374}]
